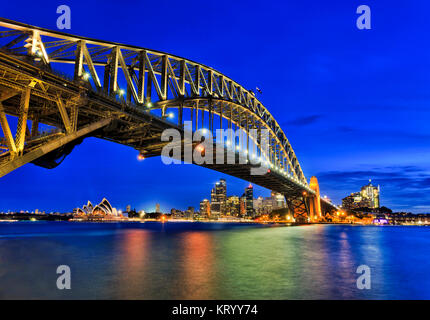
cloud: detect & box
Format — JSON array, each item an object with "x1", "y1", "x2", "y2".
[
  {"x1": 316, "y1": 165, "x2": 430, "y2": 213},
  {"x1": 284, "y1": 114, "x2": 323, "y2": 126}
]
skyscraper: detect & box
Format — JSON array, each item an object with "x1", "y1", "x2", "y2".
[
  {"x1": 253, "y1": 196, "x2": 264, "y2": 215},
  {"x1": 342, "y1": 180, "x2": 381, "y2": 210},
  {"x1": 211, "y1": 179, "x2": 227, "y2": 218},
  {"x1": 244, "y1": 184, "x2": 254, "y2": 217},
  {"x1": 200, "y1": 199, "x2": 211, "y2": 218},
  {"x1": 272, "y1": 192, "x2": 286, "y2": 209},
  {"x1": 360, "y1": 180, "x2": 380, "y2": 208},
  {"x1": 239, "y1": 196, "x2": 247, "y2": 216},
  {"x1": 155, "y1": 203, "x2": 161, "y2": 213},
  {"x1": 226, "y1": 196, "x2": 240, "y2": 216}
]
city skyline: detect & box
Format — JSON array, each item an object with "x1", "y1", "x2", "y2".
[
  {"x1": 0, "y1": 0, "x2": 429, "y2": 213},
  {"x1": 0, "y1": 177, "x2": 385, "y2": 215}
]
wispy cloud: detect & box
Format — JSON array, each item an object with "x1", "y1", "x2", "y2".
[
  {"x1": 316, "y1": 165, "x2": 430, "y2": 213},
  {"x1": 284, "y1": 114, "x2": 323, "y2": 126}
]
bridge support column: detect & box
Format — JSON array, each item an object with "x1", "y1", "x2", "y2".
[
  {"x1": 285, "y1": 195, "x2": 309, "y2": 223},
  {"x1": 308, "y1": 176, "x2": 322, "y2": 222}
]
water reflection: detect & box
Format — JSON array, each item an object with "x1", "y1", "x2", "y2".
[
  {"x1": 0, "y1": 222, "x2": 430, "y2": 299},
  {"x1": 178, "y1": 232, "x2": 215, "y2": 299},
  {"x1": 115, "y1": 229, "x2": 150, "y2": 299}
]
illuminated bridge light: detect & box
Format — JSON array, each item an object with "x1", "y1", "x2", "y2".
[{"x1": 0, "y1": 18, "x2": 339, "y2": 223}]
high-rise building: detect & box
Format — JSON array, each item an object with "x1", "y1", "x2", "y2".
[
  {"x1": 272, "y1": 192, "x2": 286, "y2": 209},
  {"x1": 253, "y1": 192, "x2": 286, "y2": 215},
  {"x1": 226, "y1": 196, "x2": 240, "y2": 216},
  {"x1": 199, "y1": 199, "x2": 211, "y2": 218},
  {"x1": 126, "y1": 205, "x2": 131, "y2": 212},
  {"x1": 155, "y1": 203, "x2": 161, "y2": 213},
  {"x1": 244, "y1": 184, "x2": 254, "y2": 216},
  {"x1": 361, "y1": 180, "x2": 380, "y2": 208},
  {"x1": 211, "y1": 179, "x2": 227, "y2": 217},
  {"x1": 185, "y1": 206, "x2": 195, "y2": 219},
  {"x1": 342, "y1": 180, "x2": 380, "y2": 210},
  {"x1": 239, "y1": 196, "x2": 247, "y2": 216},
  {"x1": 253, "y1": 196, "x2": 264, "y2": 215}
]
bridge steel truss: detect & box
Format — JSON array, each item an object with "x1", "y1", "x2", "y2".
[{"x1": 0, "y1": 18, "x2": 338, "y2": 221}]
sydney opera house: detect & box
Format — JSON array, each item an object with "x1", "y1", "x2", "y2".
[{"x1": 73, "y1": 198, "x2": 125, "y2": 220}]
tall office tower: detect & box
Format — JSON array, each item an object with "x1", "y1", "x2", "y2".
[
  {"x1": 200, "y1": 199, "x2": 211, "y2": 218},
  {"x1": 342, "y1": 179, "x2": 381, "y2": 210},
  {"x1": 271, "y1": 191, "x2": 286, "y2": 209},
  {"x1": 240, "y1": 196, "x2": 247, "y2": 216},
  {"x1": 360, "y1": 180, "x2": 380, "y2": 208},
  {"x1": 226, "y1": 195, "x2": 240, "y2": 216},
  {"x1": 210, "y1": 179, "x2": 227, "y2": 217},
  {"x1": 244, "y1": 184, "x2": 254, "y2": 216},
  {"x1": 185, "y1": 206, "x2": 195, "y2": 219},
  {"x1": 253, "y1": 196, "x2": 264, "y2": 215},
  {"x1": 155, "y1": 203, "x2": 161, "y2": 213},
  {"x1": 126, "y1": 205, "x2": 131, "y2": 212}
]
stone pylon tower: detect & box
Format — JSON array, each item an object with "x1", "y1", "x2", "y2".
[{"x1": 309, "y1": 176, "x2": 322, "y2": 221}]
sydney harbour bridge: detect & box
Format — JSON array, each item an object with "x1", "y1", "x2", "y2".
[{"x1": 0, "y1": 18, "x2": 338, "y2": 222}]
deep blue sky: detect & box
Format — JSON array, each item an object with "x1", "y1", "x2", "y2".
[{"x1": 1, "y1": 0, "x2": 429, "y2": 213}]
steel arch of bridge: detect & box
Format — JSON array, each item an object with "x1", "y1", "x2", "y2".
[{"x1": 0, "y1": 17, "x2": 307, "y2": 185}]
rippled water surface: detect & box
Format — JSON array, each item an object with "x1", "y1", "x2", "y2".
[{"x1": 0, "y1": 221, "x2": 429, "y2": 299}]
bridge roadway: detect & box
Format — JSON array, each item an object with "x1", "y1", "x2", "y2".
[{"x1": 0, "y1": 18, "x2": 338, "y2": 220}]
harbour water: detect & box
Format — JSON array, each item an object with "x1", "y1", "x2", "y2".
[{"x1": 0, "y1": 221, "x2": 429, "y2": 299}]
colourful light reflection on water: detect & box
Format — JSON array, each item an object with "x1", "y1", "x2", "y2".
[{"x1": 0, "y1": 222, "x2": 430, "y2": 299}]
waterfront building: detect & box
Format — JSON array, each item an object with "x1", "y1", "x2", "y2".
[
  {"x1": 253, "y1": 192, "x2": 286, "y2": 215},
  {"x1": 239, "y1": 196, "x2": 247, "y2": 216},
  {"x1": 74, "y1": 198, "x2": 121, "y2": 218},
  {"x1": 156, "y1": 203, "x2": 161, "y2": 213},
  {"x1": 211, "y1": 179, "x2": 227, "y2": 218},
  {"x1": 272, "y1": 192, "x2": 286, "y2": 209},
  {"x1": 185, "y1": 206, "x2": 195, "y2": 219},
  {"x1": 253, "y1": 196, "x2": 264, "y2": 215},
  {"x1": 226, "y1": 196, "x2": 240, "y2": 216},
  {"x1": 171, "y1": 208, "x2": 184, "y2": 218},
  {"x1": 342, "y1": 180, "x2": 380, "y2": 210},
  {"x1": 200, "y1": 199, "x2": 211, "y2": 218},
  {"x1": 126, "y1": 205, "x2": 131, "y2": 212},
  {"x1": 361, "y1": 180, "x2": 380, "y2": 208},
  {"x1": 244, "y1": 184, "x2": 254, "y2": 217}
]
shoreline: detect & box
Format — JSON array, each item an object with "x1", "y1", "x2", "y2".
[{"x1": 1, "y1": 218, "x2": 429, "y2": 227}]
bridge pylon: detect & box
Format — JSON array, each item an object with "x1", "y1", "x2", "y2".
[
  {"x1": 308, "y1": 176, "x2": 322, "y2": 222},
  {"x1": 283, "y1": 176, "x2": 322, "y2": 224}
]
